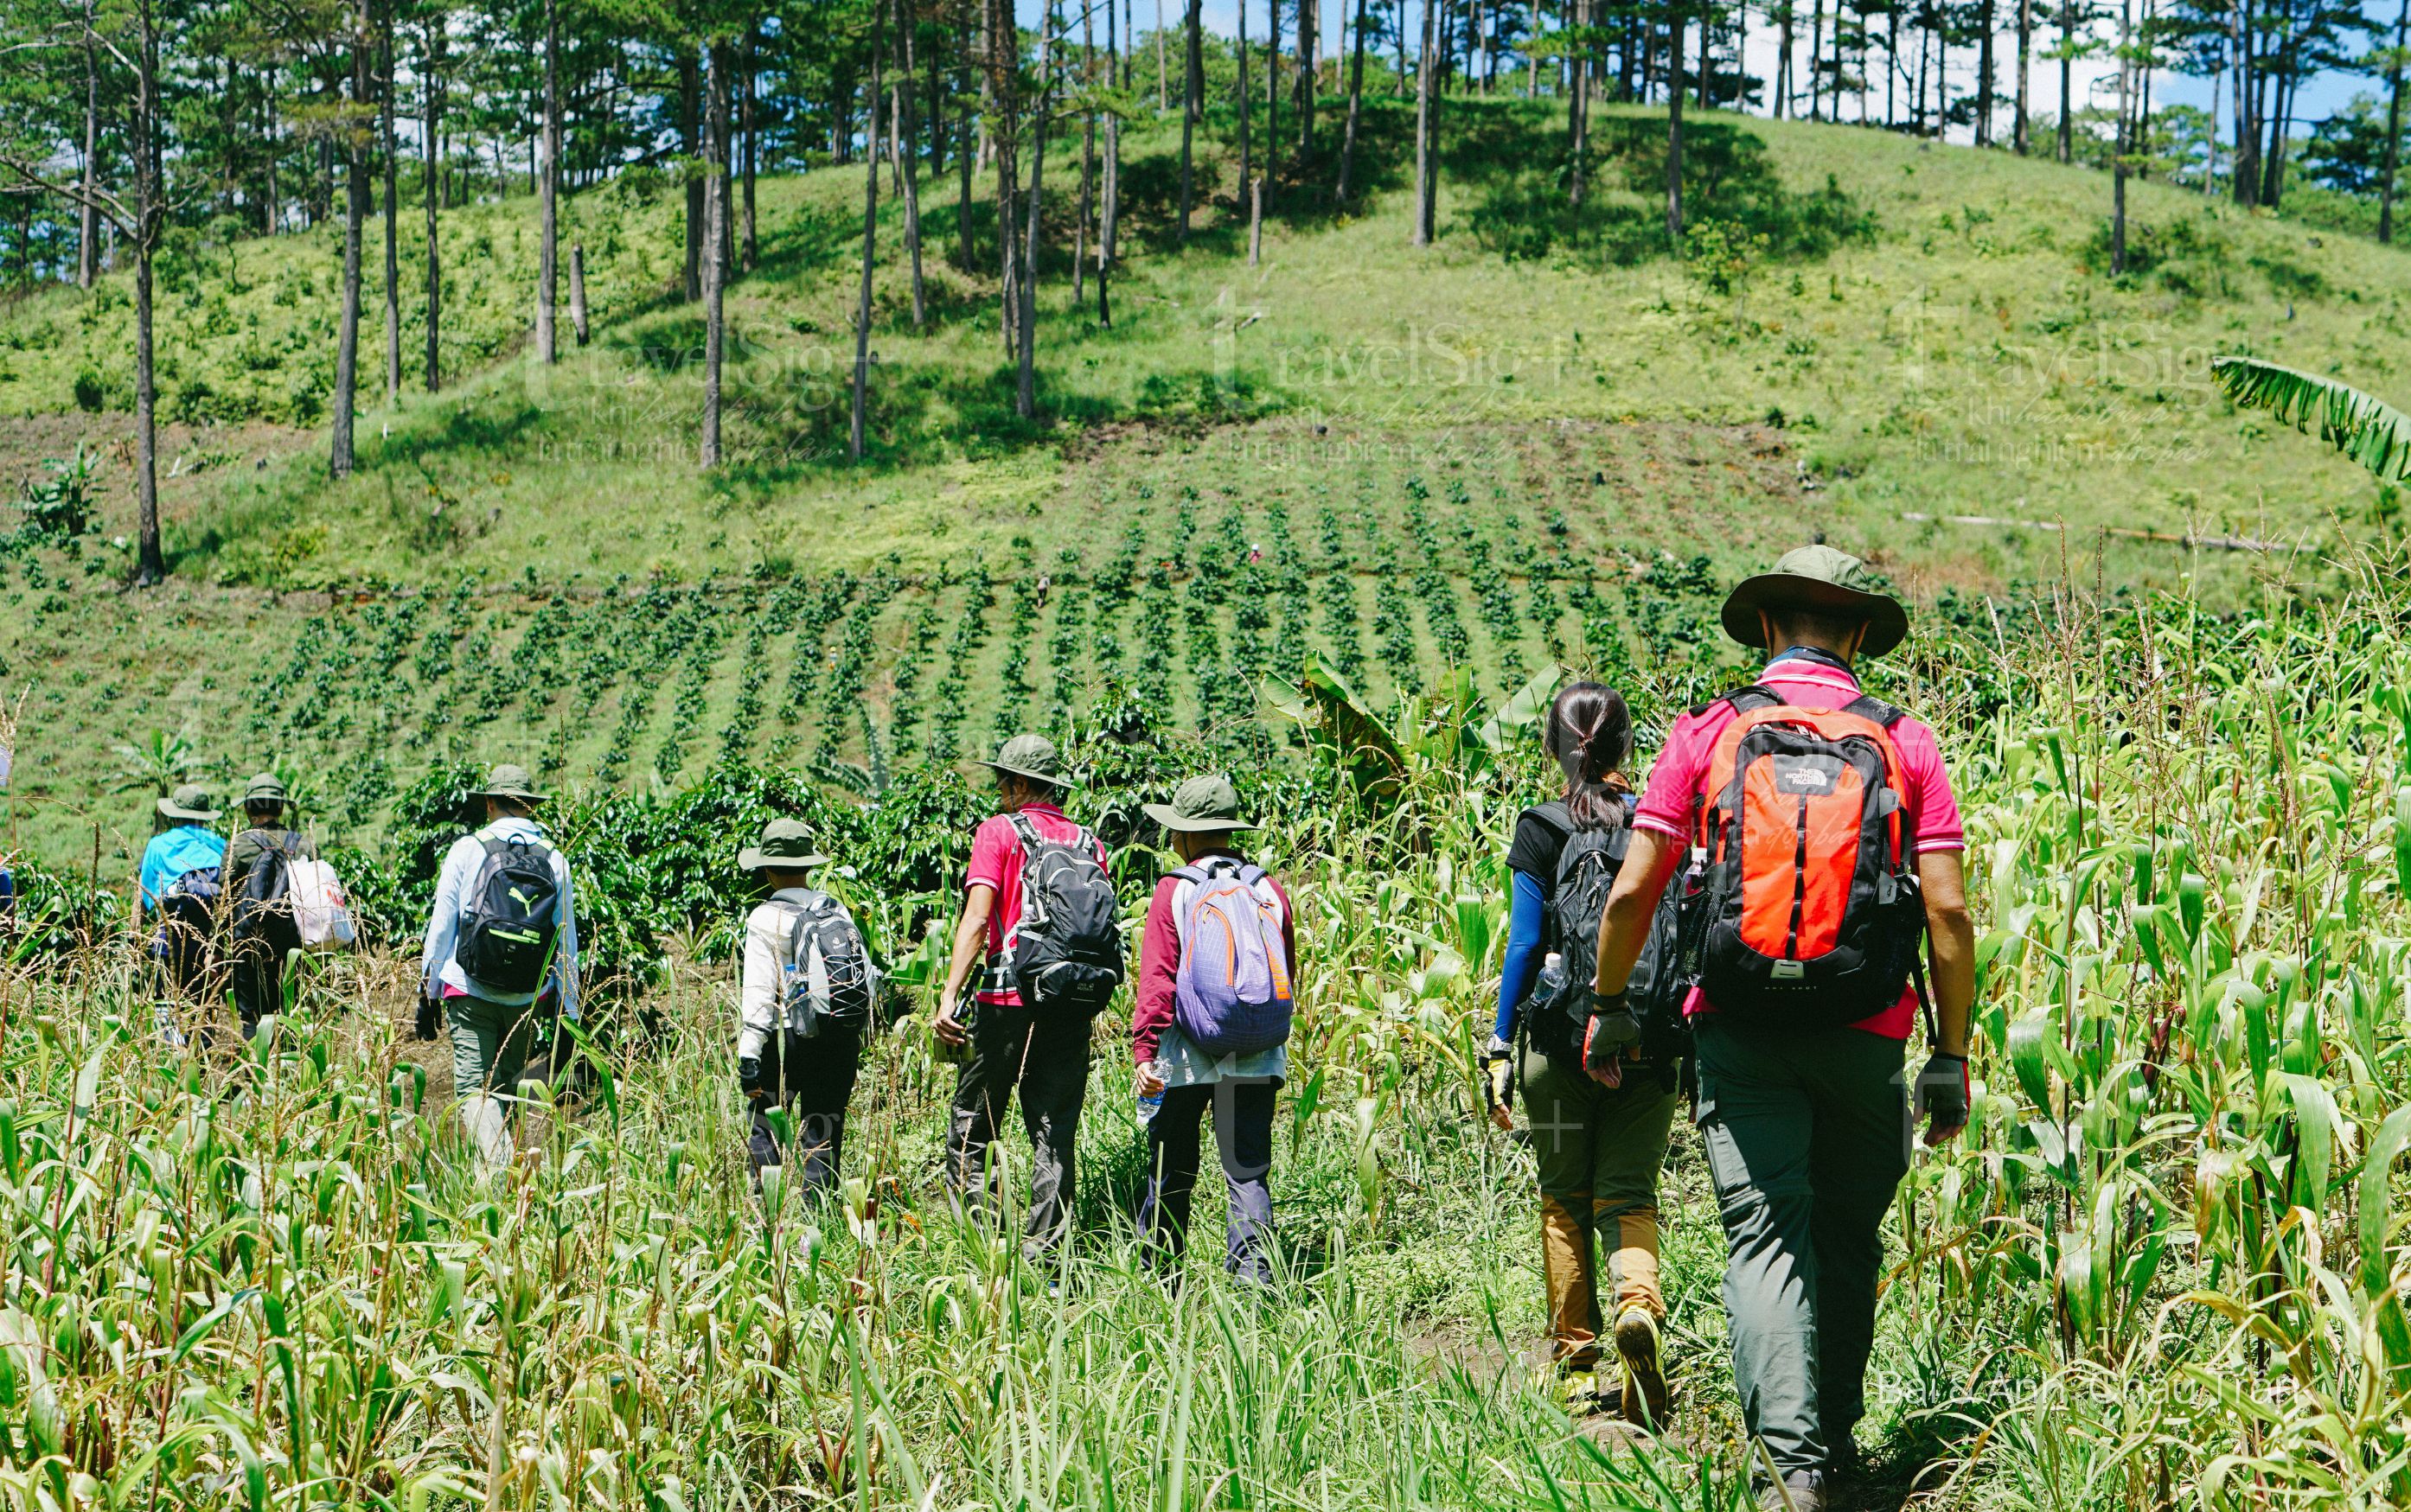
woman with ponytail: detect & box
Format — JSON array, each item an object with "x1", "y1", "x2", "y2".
[{"x1": 1481, "y1": 680, "x2": 1679, "y2": 1425}]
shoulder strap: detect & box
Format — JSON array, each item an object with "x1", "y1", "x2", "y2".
[
  {"x1": 1724, "y1": 685, "x2": 1782, "y2": 713},
  {"x1": 1007, "y1": 811, "x2": 1046, "y2": 855},
  {"x1": 1843, "y1": 692, "x2": 1906, "y2": 729}
]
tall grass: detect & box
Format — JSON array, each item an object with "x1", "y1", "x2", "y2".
[{"x1": 7, "y1": 568, "x2": 2411, "y2": 1509}]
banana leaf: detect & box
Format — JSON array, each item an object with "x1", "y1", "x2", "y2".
[{"x1": 2210, "y1": 355, "x2": 2411, "y2": 483}]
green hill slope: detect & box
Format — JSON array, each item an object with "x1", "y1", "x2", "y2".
[{"x1": 0, "y1": 96, "x2": 2405, "y2": 867}]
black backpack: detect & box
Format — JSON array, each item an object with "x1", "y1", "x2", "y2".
[
  {"x1": 778, "y1": 890, "x2": 875, "y2": 1036},
  {"x1": 230, "y1": 832, "x2": 304, "y2": 954},
  {"x1": 152, "y1": 865, "x2": 222, "y2": 990},
  {"x1": 455, "y1": 835, "x2": 562, "y2": 994},
  {"x1": 1007, "y1": 813, "x2": 1124, "y2": 1015},
  {"x1": 1527, "y1": 805, "x2": 1694, "y2": 1082}
]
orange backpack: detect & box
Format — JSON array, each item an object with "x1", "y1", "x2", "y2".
[{"x1": 1692, "y1": 686, "x2": 1928, "y2": 1025}]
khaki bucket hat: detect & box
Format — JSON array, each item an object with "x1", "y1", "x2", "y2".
[
  {"x1": 1719, "y1": 544, "x2": 1911, "y2": 659},
  {"x1": 1142, "y1": 775, "x2": 1257, "y2": 834},
  {"x1": 241, "y1": 773, "x2": 290, "y2": 807},
  {"x1": 739, "y1": 817, "x2": 831, "y2": 872},
  {"x1": 978, "y1": 733, "x2": 1070, "y2": 788},
  {"x1": 157, "y1": 783, "x2": 221, "y2": 822},
  {"x1": 467, "y1": 763, "x2": 548, "y2": 804}
]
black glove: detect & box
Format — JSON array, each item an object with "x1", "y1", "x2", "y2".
[
  {"x1": 413, "y1": 991, "x2": 441, "y2": 1042},
  {"x1": 1583, "y1": 987, "x2": 1640, "y2": 1082},
  {"x1": 739, "y1": 1056, "x2": 766, "y2": 1107},
  {"x1": 1915, "y1": 1052, "x2": 1970, "y2": 1135}
]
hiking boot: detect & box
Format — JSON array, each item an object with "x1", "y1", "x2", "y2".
[
  {"x1": 1557, "y1": 1368, "x2": 1599, "y2": 1413},
  {"x1": 1757, "y1": 1470, "x2": 1826, "y2": 1512},
  {"x1": 1612, "y1": 1308, "x2": 1671, "y2": 1428}
]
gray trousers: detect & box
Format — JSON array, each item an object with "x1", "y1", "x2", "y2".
[
  {"x1": 1693, "y1": 1018, "x2": 1911, "y2": 1475},
  {"x1": 945, "y1": 1001, "x2": 1096, "y2": 1255},
  {"x1": 1140, "y1": 1080, "x2": 1276, "y2": 1283}
]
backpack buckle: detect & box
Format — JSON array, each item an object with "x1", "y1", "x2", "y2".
[{"x1": 1770, "y1": 960, "x2": 1806, "y2": 981}]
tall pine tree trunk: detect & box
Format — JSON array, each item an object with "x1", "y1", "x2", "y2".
[
  {"x1": 1569, "y1": 0, "x2": 1589, "y2": 205},
  {"x1": 537, "y1": 0, "x2": 559, "y2": 363},
  {"x1": 2058, "y1": 0, "x2": 2075, "y2": 163},
  {"x1": 1103, "y1": 0, "x2": 1122, "y2": 269},
  {"x1": 1178, "y1": 0, "x2": 1201, "y2": 239},
  {"x1": 381, "y1": 7, "x2": 400, "y2": 402},
  {"x1": 898, "y1": 2, "x2": 926, "y2": 329},
  {"x1": 331, "y1": 0, "x2": 368, "y2": 480},
  {"x1": 743, "y1": 30, "x2": 759, "y2": 271},
  {"x1": 1339, "y1": 0, "x2": 1369, "y2": 198},
  {"x1": 853, "y1": 2, "x2": 884, "y2": 460},
  {"x1": 957, "y1": 0, "x2": 975, "y2": 270},
  {"x1": 703, "y1": 42, "x2": 729, "y2": 466},
  {"x1": 2382, "y1": 0, "x2": 2406, "y2": 241},
  {"x1": 131, "y1": 0, "x2": 163, "y2": 583},
  {"x1": 1665, "y1": 0, "x2": 1683, "y2": 242},
  {"x1": 1775, "y1": 1, "x2": 1791, "y2": 116},
  {"x1": 423, "y1": 19, "x2": 442, "y2": 390},
  {"x1": 1237, "y1": 0, "x2": 1251, "y2": 194},
  {"x1": 681, "y1": 49, "x2": 702, "y2": 300},
  {"x1": 2014, "y1": 0, "x2": 2031, "y2": 151},
  {"x1": 1019, "y1": 1, "x2": 1054, "y2": 419},
  {"x1": 78, "y1": 30, "x2": 98, "y2": 286},
  {"x1": 2112, "y1": 0, "x2": 2129, "y2": 273},
  {"x1": 1975, "y1": 0, "x2": 1994, "y2": 144},
  {"x1": 2233, "y1": 0, "x2": 2258, "y2": 206},
  {"x1": 1412, "y1": 0, "x2": 1438, "y2": 245},
  {"x1": 1077, "y1": 0, "x2": 1095, "y2": 304}
]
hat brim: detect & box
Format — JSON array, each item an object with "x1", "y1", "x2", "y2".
[
  {"x1": 157, "y1": 801, "x2": 221, "y2": 821},
  {"x1": 740, "y1": 846, "x2": 830, "y2": 871},
  {"x1": 977, "y1": 760, "x2": 1071, "y2": 788},
  {"x1": 1719, "y1": 574, "x2": 1910, "y2": 659},
  {"x1": 467, "y1": 788, "x2": 549, "y2": 804},
  {"x1": 1142, "y1": 801, "x2": 1257, "y2": 834}
]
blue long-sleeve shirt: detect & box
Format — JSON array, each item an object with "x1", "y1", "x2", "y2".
[{"x1": 1494, "y1": 869, "x2": 1548, "y2": 1041}]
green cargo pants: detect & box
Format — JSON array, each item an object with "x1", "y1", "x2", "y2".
[
  {"x1": 445, "y1": 993, "x2": 544, "y2": 1177},
  {"x1": 1519, "y1": 1043, "x2": 1680, "y2": 1368},
  {"x1": 1692, "y1": 1018, "x2": 1910, "y2": 1475}
]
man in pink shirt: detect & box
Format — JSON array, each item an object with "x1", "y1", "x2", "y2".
[
  {"x1": 936, "y1": 733, "x2": 1113, "y2": 1257},
  {"x1": 1586, "y1": 546, "x2": 1977, "y2": 1512}
]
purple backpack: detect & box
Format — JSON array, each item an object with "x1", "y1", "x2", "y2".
[{"x1": 1172, "y1": 860, "x2": 1295, "y2": 1057}]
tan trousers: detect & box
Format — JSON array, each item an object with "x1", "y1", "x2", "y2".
[{"x1": 1520, "y1": 1042, "x2": 1679, "y2": 1368}]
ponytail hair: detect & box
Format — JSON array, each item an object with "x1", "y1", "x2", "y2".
[{"x1": 1542, "y1": 681, "x2": 1633, "y2": 833}]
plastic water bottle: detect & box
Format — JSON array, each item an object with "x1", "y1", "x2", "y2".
[
  {"x1": 1536, "y1": 951, "x2": 1569, "y2": 1009},
  {"x1": 1138, "y1": 1061, "x2": 1167, "y2": 1126}
]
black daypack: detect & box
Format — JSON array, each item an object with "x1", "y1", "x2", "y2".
[
  {"x1": 455, "y1": 835, "x2": 561, "y2": 994},
  {"x1": 1007, "y1": 813, "x2": 1124, "y2": 1014},
  {"x1": 230, "y1": 832, "x2": 304, "y2": 954},
  {"x1": 152, "y1": 865, "x2": 223, "y2": 990},
  {"x1": 779, "y1": 890, "x2": 875, "y2": 1037},
  {"x1": 1526, "y1": 805, "x2": 1694, "y2": 1081}
]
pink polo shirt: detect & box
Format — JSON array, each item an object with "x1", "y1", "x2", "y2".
[
  {"x1": 963, "y1": 802, "x2": 1111, "y2": 1008},
  {"x1": 1633, "y1": 654, "x2": 1965, "y2": 1039}
]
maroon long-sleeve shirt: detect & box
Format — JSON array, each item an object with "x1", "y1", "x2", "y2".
[{"x1": 1131, "y1": 854, "x2": 1300, "y2": 1068}]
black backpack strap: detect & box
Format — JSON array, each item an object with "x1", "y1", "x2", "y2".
[
  {"x1": 1843, "y1": 692, "x2": 1907, "y2": 728},
  {"x1": 1695, "y1": 685, "x2": 1781, "y2": 718}
]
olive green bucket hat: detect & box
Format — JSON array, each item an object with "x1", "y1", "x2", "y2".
[
  {"x1": 1142, "y1": 775, "x2": 1257, "y2": 834},
  {"x1": 739, "y1": 817, "x2": 831, "y2": 872},
  {"x1": 241, "y1": 773, "x2": 290, "y2": 807},
  {"x1": 978, "y1": 733, "x2": 1071, "y2": 789},
  {"x1": 466, "y1": 763, "x2": 549, "y2": 804},
  {"x1": 1719, "y1": 544, "x2": 1911, "y2": 660},
  {"x1": 157, "y1": 783, "x2": 221, "y2": 823}
]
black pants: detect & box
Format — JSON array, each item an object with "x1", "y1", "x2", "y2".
[
  {"x1": 945, "y1": 1002, "x2": 1095, "y2": 1255},
  {"x1": 747, "y1": 1025, "x2": 864, "y2": 1198},
  {"x1": 1141, "y1": 1080, "x2": 1277, "y2": 1283},
  {"x1": 227, "y1": 934, "x2": 286, "y2": 1035}
]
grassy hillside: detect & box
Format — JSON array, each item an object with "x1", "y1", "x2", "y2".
[{"x1": 1, "y1": 95, "x2": 2405, "y2": 868}]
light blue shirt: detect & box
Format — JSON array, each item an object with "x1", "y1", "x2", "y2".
[
  {"x1": 139, "y1": 825, "x2": 226, "y2": 910},
  {"x1": 1155, "y1": 1024, "x2": 1288, "y2": 1089},
  {"x1": 419, "y1": 817, "x2": 581, "y2": 1018}
]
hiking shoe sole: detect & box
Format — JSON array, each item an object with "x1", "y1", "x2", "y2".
[{"x1": 1613, "y1": 1309, "x2": 1671, "y2": 1428}]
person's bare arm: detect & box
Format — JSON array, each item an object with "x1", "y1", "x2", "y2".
[
  {"x1": 1918, "y1": 849, "x2": 1977, "y2": 1142},
  {"x1": 933, "y1": 884, "x2": 996, "y2": 1047},
  {"x1": 1591, "y1": 829, "x2": 1681, "y2": 997}
]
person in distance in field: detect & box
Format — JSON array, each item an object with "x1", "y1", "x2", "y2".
[
  {"x1": 935, "y1": 734, "x2": 1122, "y2": 1266},
  {"x1": 221, "y1": 774, "x2": 316, "y2": 1039},
  {"x1": 1131, "y1": 775, "x2": 1299, "y2": 1286},
  {"x1": 1481, "y1": 682, "x2": 1681, "y2": 1425},
  {"x1": 138, "y1": 782, "x2": 228, "y2": 1047},
  {"x1": 1585, "y1": 546, "x2": 1976, "y2": 1512},
  {"x1": 417, "y1": 764, "x2": 582, "y2": 1178},
  {"x1": 734, "y1": 817, "x2": 873, "y2": 1199}
]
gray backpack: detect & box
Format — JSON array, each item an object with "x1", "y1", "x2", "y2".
[{"x1": 777, "y1": 890, "x2": 875, "y2": 1037}]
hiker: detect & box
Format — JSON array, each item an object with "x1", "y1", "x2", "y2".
[
  {"x1": 934, "y1": 734, "x2": 1124, "y2": 1260},
  {"x1": 138, "y1": 783, "x2": 227, "y2": 1044},
  {"x1": 1584, "y1": 546, "x2": 1975, "y2": 1512},
  {"x1": 1480, "y1": 682, "x2": 1680, "y2": 1425},
  {"x1": 222, "y1": 774, "x2": 315, "y2": 1037},
  {"x1": 735, "y1": 817, "x2": 874, "y2": 1197},
  {"x1": 417, "y1": 764, "x2": 582, "y2": 1176},
  {"x1": 1132, "y1": 775, "x2": 1298, "y2": 1286}
]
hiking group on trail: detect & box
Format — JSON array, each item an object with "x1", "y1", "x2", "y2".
[{"x1": 124, "y1": 545, "x2": 1971, "y2": 1511}]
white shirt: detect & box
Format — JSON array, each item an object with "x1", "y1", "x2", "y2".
[
  {"x1": 738, "y1": 887, "x2": 831, "y2": 1060},
  {"x1": 419, "y1": 817, "x2": 581, "y2": 1017}
]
